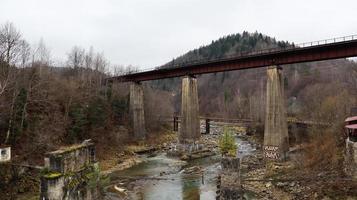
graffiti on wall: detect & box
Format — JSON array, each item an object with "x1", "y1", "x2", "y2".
[{"x1": 264, "y1": 146, "x2": 280, "y2": 159}]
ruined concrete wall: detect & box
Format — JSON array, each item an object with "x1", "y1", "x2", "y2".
[
  {"x1": 45, "y1": 143, "x2": 95, "y2": 174},
  {"x1": 180, "y1": 76, "x2": 200, "y2": 143},
  {"x1": 40, "y1": 142, "x2": 98, "y2": 200},
  {"x1": 130, "y1": 82, "x2": 146, "y2": 140},
  {"x1": 217, "y1": 157, "x2": 241, "y2": 200},
  {"x1": 264, "y1": 66, "x2": 289, "y2": 161},
  {"x1": 40, "y1": 177, "x2": 65, "y2": 200},
  {"x1": 345, "y1": 138, "x2": 357, "y2": 180}
]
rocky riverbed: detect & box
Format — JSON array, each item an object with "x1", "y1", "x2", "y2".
[
  {"x1": 100, "y1": 123, "x2": 357, "y2": 200},
  {"x1": 102, "y1": 123, "x2": 257, "y2": 200}
]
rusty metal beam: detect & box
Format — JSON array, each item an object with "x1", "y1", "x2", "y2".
[{"x1": 110, "y1": 39, "x2": 357, "y2": 82}]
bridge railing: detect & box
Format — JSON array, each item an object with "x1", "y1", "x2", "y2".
[
  {"x1": 297, "y1": 35, "x2": 356, "y2": 48},
  {"x1": 156, "y1": 115, "x2": 331, "y2": 126},
  {"x1": 115, "y1": 34, "x2": 357, "y2": 77}
]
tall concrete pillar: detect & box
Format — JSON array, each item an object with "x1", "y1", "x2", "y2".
[
  {"x1": 205, "y1": 119, "x2": 210, "y2": 134},
  {"x1": 264, "y1": 66, "x2": 289, "y2": 161},
  {"x1": 130, "y1": 82, "x2": 146, "y2": 140},
  {"x1": 180, "y1": 76, "x2": 200, "y2": 143}
]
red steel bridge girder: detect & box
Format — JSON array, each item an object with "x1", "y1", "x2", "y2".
[{"x1": 110, "y1": 39, "x2": 357, "y2": 82}]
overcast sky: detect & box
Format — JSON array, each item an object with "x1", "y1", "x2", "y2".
[{"x1": 1, "y1": 0, "x2": 357, "y2": 69}]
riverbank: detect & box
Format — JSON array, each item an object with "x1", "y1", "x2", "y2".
[
  {"x1": 240, "y1": 136, "x2": 357, "y2": 200},
  {"x1": 100, "y1": 129, "x2": 177, "y2": 174}
]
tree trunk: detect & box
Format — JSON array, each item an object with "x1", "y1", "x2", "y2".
[{"x1": 5, "y1": 87, "x2": 17, "y2": 144}]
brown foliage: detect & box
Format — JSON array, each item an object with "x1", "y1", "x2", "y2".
[
  {"x1": 301, "y1": 126, "x2": 345, "y2": 171},
  {"x1": 144, "y1": 84, "x2": 175, "y2": 131}
]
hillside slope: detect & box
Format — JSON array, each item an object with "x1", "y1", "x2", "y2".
[{"x1": 152, "y1": 32, "x2": 357, "y2": 122}]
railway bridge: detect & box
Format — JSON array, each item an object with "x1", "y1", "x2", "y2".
[{"x1": 108, "y1": 35, "x2": 357, "y2": 161}]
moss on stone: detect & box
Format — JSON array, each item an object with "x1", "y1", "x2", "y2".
[
  {"x1": 47, "y1": 142, "x2": 94, "y2": 156},
  {"x1": 43, "y1": 171, "x2": 62, "y2": 179}
]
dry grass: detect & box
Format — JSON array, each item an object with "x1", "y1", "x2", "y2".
[{"x1": 301, "y1": 127, "x2": 344, "y2": 172}]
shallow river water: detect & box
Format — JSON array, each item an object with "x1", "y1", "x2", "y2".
[{"x1": 104, "y1": 137, "x2": 255, "y2": 200}]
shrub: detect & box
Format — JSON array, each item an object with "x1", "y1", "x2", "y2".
[
  {"x1": 87, "y1": 97, "x2": 108, "y2": 128},
  {"x1": 218, "y1": 127, "x2": 238, "y2": 157},
  {"x1": 300, "y1": 127, "x2": 344, "y2": 171},
  {"x1": 67, "y1": 104, "x2": 88, "y2": 143},
  {"x1": 111, "y1": 97, "x2": 128, "y2": 122},
  {"x1": 9, "y1": 87, "x2": 28, "y2": 144}
]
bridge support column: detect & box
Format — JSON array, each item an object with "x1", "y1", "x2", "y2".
[
  {"x1": 180, "y1": 76, "x2": 200, "y2": 143},
  {"x1": 205, "y1": 119, "x2": 210, "y2": 134},
  {"x1": 173, "y1": 116, "x2": 179, "y2": 132},
  {"x1": 130, "y1": 82, "x2": 146, "y2": 140},
  {"x1": 264, "y1": 66, "x2": 289, "y2": 161}
]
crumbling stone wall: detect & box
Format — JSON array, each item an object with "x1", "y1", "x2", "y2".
[
  {"x1": 345, "y1": 138, "x2": 357, "y2": 180},
  {"x1": 44, "y1": 143, "x2": 95, "y2": 174},
  {"x1": 217, "y1": 157, "x2": 242, "y2": 200},
  {"x1": 40, "y1": 141, "x2": 98, "y2": 200}
]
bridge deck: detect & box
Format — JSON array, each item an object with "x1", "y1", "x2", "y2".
[{"x1": 109, "y1": 35, "x2": 357, "y2": 82}]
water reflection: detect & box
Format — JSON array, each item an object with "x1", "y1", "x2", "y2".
[
  {"x1": 181, "y1": 176, "x2": 200, "y2": 200},
  {"x1": 141, "y1": 179, "x2": 182, "y2": 200}
]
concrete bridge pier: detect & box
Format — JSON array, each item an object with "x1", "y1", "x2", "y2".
[
  {"x1": 180, "y1": 75, "x2": 200, "y2": 144},
  {"x1": 264, "y1": 66, "x2": 289, "y2": 161},
  {"x1": 205, "y1": 119, "x2": 210, "y2": 134},
  {"x1": 130, "y1": 82, "x2": 146, "y2": 140}
]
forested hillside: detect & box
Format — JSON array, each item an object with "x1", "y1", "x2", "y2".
[
  {"x1": 153, "y1": 32, "x2": 357, "y2": 124},
  {"x1": 0, "y1": 23, "x2": 173, "y2": 166}
]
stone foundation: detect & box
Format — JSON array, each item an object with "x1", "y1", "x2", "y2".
[
  {"x1": 217, "y1": 157, "x2": 242, "y2": 200},
  {"x1": 40, "y1": 140, "x2": 99, "y2": 200},
  {"x1": 345, "y1": 138, "x2": 357, "y2": 180},
  {"x1": 167, "y1": 142, "x2": 214, "y2": 160},
  {"x1": 170, "y1": 142, "x2": 204, "y2": 153}
]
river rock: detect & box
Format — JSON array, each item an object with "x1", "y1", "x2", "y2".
[
  {"x1": 265, "y1": 182, "x2": 272, "y2": 188},
  {"x1": 183, "y1": 166, "x2": 202, "y2": 174},
  {"x1": 276, "y1": 182, "x2": 287, "y2": 187}
]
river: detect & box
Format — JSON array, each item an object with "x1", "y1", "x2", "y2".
[{"x1": 104, "y1": 137, "x2": 256, "y2": 200}]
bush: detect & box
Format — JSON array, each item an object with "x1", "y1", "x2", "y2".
[
  {"x1": 87, "y1": 97, "x2": 108, "y2": 128},
  {"x1": 300, "y1": 127, "x2": 344, "y2": 171},
  {"x1": 218, "y1": 127, "x2": 238, "y2": 157},
  {"x1": 9, "y1": 87, "x2": 28, "y2": 144},
  {"x1": 111, "y1": 97, "x2": 128, "y2": 122},
  {"x1": 67, "y1": 104, "x2": 88, "y2": 143}
]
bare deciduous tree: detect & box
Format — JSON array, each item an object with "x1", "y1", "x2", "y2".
[
  {"x1": 31, "y1": 38, "x2": 51, "y2": 77},
  {"x1": 19, "y1": 40, "x2": 31, "y2": 68},
  {"x1": 67, "y1": 46, "x2": 85, "y2": 69},
  {"x1": 0, "y1": 23, "x2": 22, "y2": 97},
  {"x1": 0, "y1": 22, "x2": 22, "y2": 65}
]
